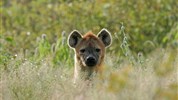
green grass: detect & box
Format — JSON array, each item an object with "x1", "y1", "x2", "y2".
[{"x1": 1, "y1": 0, "x2": 178, "y2": 100}]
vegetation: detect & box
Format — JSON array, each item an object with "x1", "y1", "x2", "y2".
[{"x1": 1, "y1": 0, "x2": 178, "y2": 100}]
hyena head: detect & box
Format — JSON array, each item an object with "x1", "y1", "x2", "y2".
[{"x1": 68, "y1": 28, "x2": 112, "y2": 68}]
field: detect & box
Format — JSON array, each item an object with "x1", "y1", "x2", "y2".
[{"x1": 1, "y1": 0, "x2": 178, "y2": 100}]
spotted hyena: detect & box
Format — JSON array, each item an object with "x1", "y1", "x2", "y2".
[{"x1": 68, "y1": 28, "x2": 112, "y2": 82}]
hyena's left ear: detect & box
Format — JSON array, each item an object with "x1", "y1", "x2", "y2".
[
  {"x1": 68, "y1": 30, "x2": 82, "y2": 48},
  {"x1": 97, "y1": 28, "x2": 112, "y2": 47}
]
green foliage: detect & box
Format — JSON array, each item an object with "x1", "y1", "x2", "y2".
[
  {"x1": 51, "y1": 31, "x2": 72, "y2": 66},
  {"x1": 1, "y1": 0, "x2": 178, "y2": 55},
  {"x1": 31, "y1": 32, "x2": 72, "y2": 67},
  {"x1": 35, "y1": 34, "x2": 51, "y2": 59}
]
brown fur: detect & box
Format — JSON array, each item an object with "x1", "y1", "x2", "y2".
[
  {"x1": 68, "y1": 29, "x2": 112, "y2": 82},
  {"x1": 75, "y1": 32, "x2": 105, "y2": 78}
]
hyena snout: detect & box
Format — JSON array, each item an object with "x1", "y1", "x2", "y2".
[{"x1": 85, "y1": 55, "x2": 97, "y2": 67}]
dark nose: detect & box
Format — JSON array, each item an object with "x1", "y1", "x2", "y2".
[{"x1": 86, "y1": 55, "x2": 97, "y2": 67}]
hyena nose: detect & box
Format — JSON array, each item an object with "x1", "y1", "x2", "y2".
[{"x1": 86, "y1": 55, "x2": 97, "y2": 67}]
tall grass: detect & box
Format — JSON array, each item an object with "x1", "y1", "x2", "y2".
[{"x1": 1, "y1": 48, "x2": 177, "y2": 100}]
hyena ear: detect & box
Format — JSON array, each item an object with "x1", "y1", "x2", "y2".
[
  {"x1": 97, "y1": 28, "x2": 112, "y2": 47},
  {"x1": 68, "y1": 30, "x2": 82, "y2": 48}
]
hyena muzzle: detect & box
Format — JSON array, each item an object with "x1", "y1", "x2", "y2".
[{"x1": 68, "y1": 28, "x2": 112, "y2": 82}]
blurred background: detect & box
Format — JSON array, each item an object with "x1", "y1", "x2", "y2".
[{"x1": 1, "y1": 0, "x2": 178, "y2": 65}]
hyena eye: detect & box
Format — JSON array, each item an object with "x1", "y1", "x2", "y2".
[
  {"x1": 80, "y1": 49, "x2": 85, "y2": 53},
  {"x1": 95, "y1": 48, "x2": 101, "y2": 52}
]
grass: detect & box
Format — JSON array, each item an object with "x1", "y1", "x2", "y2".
[{"x1": 1, "y1": 48, "x2": 177, "y2": 100}]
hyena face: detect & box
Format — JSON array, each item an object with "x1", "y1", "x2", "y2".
[
  {"x1": 76, "y1": 34, "x2": 104, "y2": 67},
  {"x1": 68, "y1": 29, "x2": 111, "y2": 68},
  {"x1": 68, "y1": 28, "x2": 112, "y2": 81}
]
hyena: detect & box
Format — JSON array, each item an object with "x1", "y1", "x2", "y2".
[{"x1": 68, "y1": 28, "x2": 112, "y2": 82}]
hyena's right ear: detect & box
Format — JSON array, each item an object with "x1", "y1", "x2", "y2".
[{"x1": 68, "y1": 30, "x2": 82, "y2": 48}]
